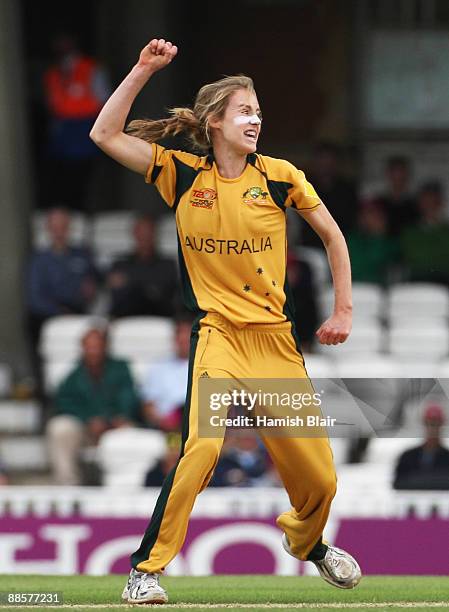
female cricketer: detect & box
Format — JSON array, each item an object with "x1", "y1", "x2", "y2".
[{"x1": 90, "y1": 38, "x2": 361, "y2": 604}]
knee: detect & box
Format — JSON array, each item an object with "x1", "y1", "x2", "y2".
[
  {"x1": 315, "y1": 471, "x2": 337, "y2": 501},
  {"x1": 184, "y1": 438, "x2": 221, "y2": 469},
  {"x1": 47, "y1": 415, "x2": 84, "y2": 441}
]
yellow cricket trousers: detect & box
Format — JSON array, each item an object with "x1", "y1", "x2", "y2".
[{"x1": 131, "y1": 312, "x2": 337, "y2": 572}]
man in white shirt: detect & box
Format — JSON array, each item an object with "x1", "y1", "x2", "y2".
[{"x1": 141, "y1": 317, "x2": 192, "y2": 431}]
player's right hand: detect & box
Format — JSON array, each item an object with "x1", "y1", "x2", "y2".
[{"x1": 137, "y1": 38, "x2": 178, "y2": 73}]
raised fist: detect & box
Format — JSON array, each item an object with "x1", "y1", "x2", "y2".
[{"x1": 137, "y1": 38, "x2": 178, "y2": 72}]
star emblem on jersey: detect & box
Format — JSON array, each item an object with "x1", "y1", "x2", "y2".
[
  {"x1": 264, "y1": 305, "x2": 272, "y2": 311},
  {"x1": 243, "y1": 284, "x2": 251, "y2": 292},
  {"x1": 256, "y1": 268, "x2": 264, "y2": 275},
  {"x1": 272, "y1": 280, "x2": 277, "y2": 286},
  {"x1": 243, "y1": 186, "x2": 269, "y2": 204}
]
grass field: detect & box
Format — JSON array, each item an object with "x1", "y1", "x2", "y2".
[{"x1": 0, "y1": 575, "x2": 448, "y2": 612}]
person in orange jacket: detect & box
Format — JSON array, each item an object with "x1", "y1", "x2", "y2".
[{"x1": 43, "y1": 33, "x2": 110, "y2": 210}]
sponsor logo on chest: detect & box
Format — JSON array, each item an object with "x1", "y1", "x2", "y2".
[{"x1": 190, "y1": 188, "x2": 217, "y2": 210}]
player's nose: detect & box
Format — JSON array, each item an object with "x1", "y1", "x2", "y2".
[{"x1": 248, "y1": 114, "x2": 261, "y2": 126}]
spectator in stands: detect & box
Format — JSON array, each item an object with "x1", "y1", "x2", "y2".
[
  {"x1": 0, "y1": 458, "x2": 9, "y2": 486},
  {"x1": 300, "y1": 141, "x2": 358, "y2": 248},
  {"x1": 286, "y1": 251, "x2": 319, "y2": 351},
  {"x1": 107, "y1": 215, "x2": 179, "y2": 318},
  {"x1": 26, "y1": 207, "x2": 98, "y2": 347},
  {"x1": 347, "y1": 200, "x2": 399, "y2": 284},
  {"x1": 144, "y1": 432, "x2": 181, "y2": 487},
  {"x1": 140, "y1": 316, "x2": 191, "y2": 431},
  {"x1": 46, "y1": 327, "x2": 140, "y2": 485},
  {"x1": 393, "y1": 404, "x2": 449, "y2": 490},
  {"x1": 400, "y1": 181, "x2": 449, "y2": 285},
  {"x1": 210, "y1": 433, "x2": 268, "y2": 487},
  {"x1": 375, "y1": 156, "x2": 418, "y2": 236},
  {"x1": 42, "y1": 33, "x2": 110, "y2": 210}
]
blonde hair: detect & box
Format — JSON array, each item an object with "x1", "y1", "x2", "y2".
[{"x1": 125, "y1": 75, "x2": 255, "y2": 152}]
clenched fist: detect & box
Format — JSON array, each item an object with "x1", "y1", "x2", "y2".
[
  {"x1": 316, "y1": 311, "x2": 352, "y2": 345},
  {"x1": 137, "y1": 38, "x2": 178, "y2": 73}
]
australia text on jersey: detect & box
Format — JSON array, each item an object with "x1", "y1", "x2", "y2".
[{"x1": 184, "y1": 235, "x2": 273, "y2": 255}]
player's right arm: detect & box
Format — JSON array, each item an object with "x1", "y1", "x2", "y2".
[{"x1": 89, "y1": 38, "x2": 178, "y2": 175}]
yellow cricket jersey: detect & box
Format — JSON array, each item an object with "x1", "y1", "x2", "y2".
[{"x1": 145, "y1": 144, "x2": 322, "y2": 328}]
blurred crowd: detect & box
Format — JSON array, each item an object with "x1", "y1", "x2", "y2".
[
  {"x1": 301, "y1": 144, "x2": 449, "y2": 287},
  {"x1": 2, "y1": 37, "x2": 448, "y2": 489}
]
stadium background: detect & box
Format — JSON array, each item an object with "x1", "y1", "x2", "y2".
[{"x1": 0, "y1": 0, "x2": 449, "y2": 579}]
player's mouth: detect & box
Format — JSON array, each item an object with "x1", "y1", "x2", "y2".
[{"x1": 244, "y1": 129, "x2": 258, "y2": 142}]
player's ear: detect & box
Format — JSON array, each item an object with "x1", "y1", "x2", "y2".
[{"x1": 207, "y1": 113, "x2": 222, "y2": 130}]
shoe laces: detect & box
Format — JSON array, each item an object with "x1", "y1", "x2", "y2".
[
  {"x1": 135, "y1": 572, "x2": 159, "y2": 588},
  {"x1": 326, "y1": 549, "x2": 351, "y2": 577}
]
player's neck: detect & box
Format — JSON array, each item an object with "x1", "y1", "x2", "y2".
[{"x1": 212, "y1": 145, "x2": 247, "y2": 179}]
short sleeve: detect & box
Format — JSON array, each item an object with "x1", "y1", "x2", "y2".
[
  {"x1": 284, "y1": 163, "x2": 322, "y2": 212},
  {"x1": 145, "y1": 144, "x2": 204, "y2": 209},
  {"x1": 145, "y1": 143, "x2": 177, "y2": 208}
]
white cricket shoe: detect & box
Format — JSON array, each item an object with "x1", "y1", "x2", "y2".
[
  {"x1": 126, "y1": 569, "x2": 168, "y2": 604},
  {"x1": 282, "y1": 534, "x2": 361, "y2": 589},
  {"x1": 121, "y1": 568, "x2": 136, "y2": 602}
]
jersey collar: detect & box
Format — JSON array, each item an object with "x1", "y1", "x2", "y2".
[{"x1": 206, "y1": 151, "x2": 258, "y2": 168}]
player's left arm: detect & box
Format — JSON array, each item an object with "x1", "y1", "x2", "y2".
[{"x1": 299, "y1": 203, "x2": 352, "y2": 345}]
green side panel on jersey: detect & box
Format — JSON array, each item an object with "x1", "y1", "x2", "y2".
[
  {"x1": 172, "y1": 157, "x2": 201, "y2": 211},
  {"x1": 266, "y1": 179, "x2": 293, "y2": 211},
  {"x1": 177, "y1": 231, "x2": 200, "y2": 313},
  {"x1": 171, "y1": 156, "x2": 202, "y2": 312},
  {"x1": 282, "y1": 269, "x2": 303, "y2": 358}
]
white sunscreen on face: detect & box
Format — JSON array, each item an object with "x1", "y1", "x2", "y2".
[{"x1": 234, "y1": 114, "x2": 262, "y2": 126}]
